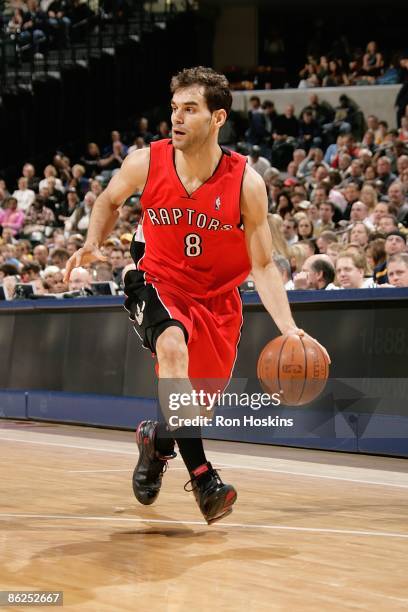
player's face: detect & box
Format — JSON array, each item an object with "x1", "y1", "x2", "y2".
[
  {"x1": 388, "y1": 261, "x2": 408, "y2": 287},
  {"x1": 170, "y1": 86, "x2": 225, "y2": 152}
]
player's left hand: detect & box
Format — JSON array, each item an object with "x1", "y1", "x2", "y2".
[{"x1": 285, "y1": 327, "x2": 331, "y2": 364}]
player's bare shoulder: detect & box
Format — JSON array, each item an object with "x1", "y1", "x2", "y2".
[
  {"x1": 240, "y1": 164, "x2": 268, "y2": 223},
  {"x1": 106, "y1": 146, "x2": 151, "y2": 206},
  {"x1": 120, "y1": 146, "x2": 151, "y2": 190}
]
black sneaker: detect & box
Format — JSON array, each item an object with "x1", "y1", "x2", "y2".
[
  {"x1": 133, "y1": 420, "x2": 176, "y2": 505},
  {"x1": 184, "y1": 462, "x2": 237, "y2": 524}
]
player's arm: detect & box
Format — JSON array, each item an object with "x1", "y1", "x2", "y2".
[
  {"x1": 64, "y1": 147, "x2": 150, "y2": 281},
  {"x1": 241, "y1": 166, "x2": 330, "y2": 361},
  {"x1": 241, "y1": 166, "x2": 297, "y2": 335}
]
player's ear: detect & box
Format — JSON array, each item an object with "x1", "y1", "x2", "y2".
[{"x1": 213, "y1": 109, "x2": 227, "y2": 129}]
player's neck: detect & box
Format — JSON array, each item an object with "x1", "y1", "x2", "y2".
[{"x1": 175, "y1": 142, "x2": 223, "y2": 184}]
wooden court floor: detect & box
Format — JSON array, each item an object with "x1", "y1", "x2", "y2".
[{"x1": 0, "y1": 420, "x2": 407, "y2": 611}]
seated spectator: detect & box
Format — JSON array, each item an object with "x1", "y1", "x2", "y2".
[
  {"x1": 273, "y1": 254, "x2": 293, "y2": 290},
  {"x1": 336, "y1": 251, "x2": 375, "y2": 289},
  {"x1": 22, "y1": 163, "x2": 40, "y2": 192},
  {"x1": 20, "y1": 262, "x2": 42, "y2": 283},
  {"x1": 39, "y1": 165, "x2": 64, "y2": 193},
  {"x1": 350, "y1": 201, "x2": 374, "y2": 229},
  {"x1": 33, "y1": 244, "x2": 49, "y2": 269},
  {"x1": 378, "y1": 214, "x2": 398, "y2": 234},
  {"x1": 110, "y1": 247, "x2": 125, "y2": 286},
  {"x1": 282, "y1": 217, "x2": 298, "y2": 246},
  {"x1": 398, "y1": 117, "x2": 408, "y2": 142},
  {"x1": 86, "y1": 180, "x2": 101, "y2": 199},
  {"x1": 315, "y1": 201, "x2": 336, "y2": 234},
  {"x1": 276, "y1": 191, "x2": 293, "y2": 219},
  {"x1": 46, "y1": 0, "x2": 71, "y2": 47},
  {"x1": 298, "y1": 110, "x2": 322, "y2": 152},
  {"x1": 387, "y1": 182, "x2": 408, "y2": 223},
  {"x1": 323, "y1": 95, "x2": 363, "y2": 143},
  {"x1": 17, "y1": 0, "x2": 47, "y2": 55},
  {"x1": 66, "y1": 234, "x2": 84, "y2": 256},
  {"x1": 0, "y1": 197, "x2": 25, "y2": 236},
  {"x1": 103, "y1": 131, "x2": 128, "y2": 157},
  {"x1": 322, "y1": 60, "x2": 348, "y2": 87},
  {"x1": 289, "y1": 243, "x2": 307, "y2": 274},
  {"x1": 127, "y1": 137, "x2": 147, "y2": 154},
  {"x1": 134, "y1": 117, "x2": 153, "y2": 145},
  {"x1": 274, "y1": 104, "x2": 299, "y2": 140},
  {"x1": 68, "y1": 267, "x2": 93, "y2": 293},
  {"x1": 48, "y1": 270, "x2": 68, "y2": 293},
  {"x1": 302, "y1": 93, "x2": 334, "y2": 128},
  {"x1": 326, "y1": 242, "x2": 343, "y2": 266},
  {"x1": 366, "y1": 238, "x2": 386, "y2": 284},
  {"x1": 397, "y1": 154, "x2": 408, "y2": 177},
  {"x1": 50, "y1": 247, "x2": 69, "y2": 270},
  {"x1": 297, "y1": 216, "x2": 314, "y2": 240},
  {"x1": 316, "y1": 230, "x2": 338, "y2": 254},
  {"x1": 0, "y1": 263, "x2": 19, "y2": 281},
  {"x1": 349, "y1": 222, "x2": 371, "y2": 247},
  {"x1": 294, "y1": 255, "x2": 335, "y2": 289},
  {"x1": 375, "y1": 230, "x2": 408, "y2": 283},
  {"x1": 80, "y1": 143, "x2": 103, "y2": 178},
  {"x1": 298, "y1": 147, "x2": 326, "y2": 177},
  {"x1": 65, "y1": 192, "x2": 96, "y2": 234},
  {"x1": 245, "y1": 96, "x2": 267, "y2": 146},
  {"x1": 247, "y1": 146, "x2": 271, "y2": 177},
  {"x1": 340, "y1": 159, "x2": 364, "y2": 189},
  {"x1": 23, "y1": 196, "x2": 55, "y2": 241},
  {"x1": 152, "y1": 121, "x2": 171, "y2": 142},
  {"x1": 369, "y1": 202, "x2": 389, "y2": 228},
  {"x1": 261, "y1": 100, "x2": 278, "y2": 141},
  {"x1": 361, "y1": 41, "x2": 384, "y2": 78},
  {"x1": 361, "y1": 130, "x2": 378, "y2": 155},
  {"x1": 376, "y1": 156, "x2": 397, "y2": 194},
  {"x1": 360, "y1": 184, "x2": 378, "y2": 213},
  {"x1": 387, "y1": 253, "x2": 408, "y2": 287},
  {"x1": 12, "y1": 177, "x2": 35, "y2": 212},
  {"x1": 93, "y1": 260, "x2": 114, "y2": 282},
  {"x1": 342, "y1": 182, "x2": 361, "y2": 219}
]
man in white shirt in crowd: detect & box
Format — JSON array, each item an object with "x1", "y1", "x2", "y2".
[
  {"x1": 282, "y1": 217, "x2": 298, "y2": 246},
  {"x1": 12, "y1": 177, "x2": 35, "y2": 212},
  {"x1": 294, "y1": 254, "x2": 336, "y2": 290},
  {"x1": 336, "y1": 252, "x2": 376, "y2": 289},
  {"x1": 247, "y1": 145, "x2": 271, "y2": 178}
]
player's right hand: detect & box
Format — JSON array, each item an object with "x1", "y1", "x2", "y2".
[{"x1": 63, "y1": 244, "x2": 108, "y2": 282}]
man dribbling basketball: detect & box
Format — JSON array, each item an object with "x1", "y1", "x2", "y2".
[{"x1": 64, "y1": 66, "x2": 330, "y2": 524}]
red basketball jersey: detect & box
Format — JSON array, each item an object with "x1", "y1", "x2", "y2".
[{"x1": 138, "y1": 139, "x2": 251, "y2": 298}]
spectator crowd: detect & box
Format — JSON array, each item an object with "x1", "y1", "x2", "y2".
[
  {"x1": 297, "y1": 42, "x2": 407, "y2": 88},
  {"x1": 1, "y1": 94, "x2": 408, "y2": 300}
]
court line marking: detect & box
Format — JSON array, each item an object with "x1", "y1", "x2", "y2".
[
  {"x1": 68, "y1": 467, "x2": 187, "y2": 473},
  {"x1": 0, "y1": 512, "x2": 407, "y2": 540},
  {"x1": 1, "y1": 435, "x2": 407, "y2": 490},
  {"x1": 216, "y1": 464, "x2": 408, "y2": 490}
]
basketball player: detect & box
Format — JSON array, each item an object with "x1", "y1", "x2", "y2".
[{"x1": 64, "y1": 67, "x2": 329, "y2": 524}]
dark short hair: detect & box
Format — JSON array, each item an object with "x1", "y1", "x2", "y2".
[
  {"x1": 51, "y1": 248, "x2": 69, "y2": 261},
  {"x1": 310, "y1": 258, "x2": 335, "y2": 286},
  {"x1": 0, "y1": 263, "x2": 19, "y2": 276},
  {"x1": 21, "y1": 262, "x2": 41, "y2": 275},
  {"x1": 170, "y1": 66, "x2": 232, "y2": 115}
]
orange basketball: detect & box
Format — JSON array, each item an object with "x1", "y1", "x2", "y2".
[{"x1": 257, "y1": 335, "x2": 329, "y2": 406}]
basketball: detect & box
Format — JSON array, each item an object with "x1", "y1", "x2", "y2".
[{"x1": 257, "y1": 334, "x2": 329, "y2": 406}]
